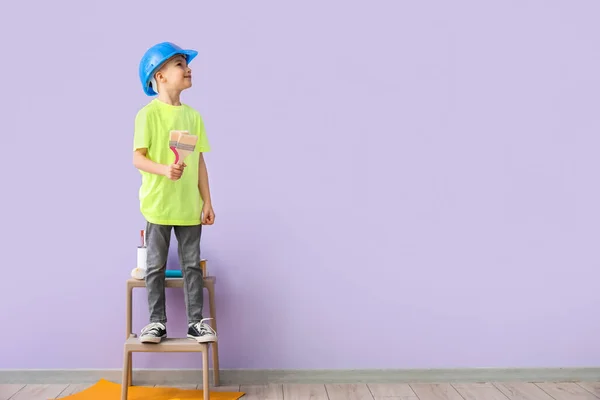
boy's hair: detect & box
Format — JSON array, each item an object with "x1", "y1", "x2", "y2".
[{"x1": 139, "y1": 42, "x2": 198, "y2": 96}]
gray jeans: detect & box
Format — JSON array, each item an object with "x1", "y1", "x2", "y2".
[{"x1": 145, "y1": 222, "x2": 204, "y2": 325}]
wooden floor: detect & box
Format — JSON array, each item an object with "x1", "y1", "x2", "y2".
[{"x1": 3, "y1": 381, "x2": 600, "y2": 399}]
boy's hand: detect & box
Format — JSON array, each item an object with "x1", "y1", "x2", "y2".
[
  {"x1": 164, "y1": 163, "x2": 186, "y2": 181},
  {"x1": 202, "y1": 203, "x2": 215, "y2": 225}
]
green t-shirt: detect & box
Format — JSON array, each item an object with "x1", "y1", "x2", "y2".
[{"x1": 133, "y1": 99, "x2": 211, "y2": 226}]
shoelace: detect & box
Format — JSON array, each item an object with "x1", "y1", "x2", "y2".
[
  {"x1": 142, "y1": 322, "x2": 164, "y2": 335},
  {"x1": 192, "y1": 318, "x2": 215, "y2": 334}
]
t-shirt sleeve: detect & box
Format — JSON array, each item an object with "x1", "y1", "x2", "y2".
[
  {"x1": 195, "y1": 113, "x2": 211, "y2": 153},
  {"x1": 133, "y1": 109, "x2": 151, "y2": 151}
]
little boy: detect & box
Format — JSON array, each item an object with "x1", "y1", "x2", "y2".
[{"x1": 132, "y1": 42, "x2": 217, "y2": 344}]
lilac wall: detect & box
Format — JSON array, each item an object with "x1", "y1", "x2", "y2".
[{"x1": 2, "y1": 1, "x2": 600, "y2": 370}]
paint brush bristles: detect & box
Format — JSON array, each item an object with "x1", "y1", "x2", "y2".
[{"x1": 169, "y1": 131, "x2": 181, "y2": 148}]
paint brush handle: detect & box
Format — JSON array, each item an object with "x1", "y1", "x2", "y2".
[{"x1": 170, "y1": 147, "x2": 180, "y2": 164}]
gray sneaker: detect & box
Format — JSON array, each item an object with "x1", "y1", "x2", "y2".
[{"x1": 139, "y1": 322, "x2": 167, "y2": 343}]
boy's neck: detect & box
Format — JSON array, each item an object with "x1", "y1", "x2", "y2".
[{"x1": 157, "y1": 89, "x2": 182, "y2": 106}]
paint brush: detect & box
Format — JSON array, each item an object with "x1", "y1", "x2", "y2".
[
  {"x1": 175, "y1": 133, "x2": 198, "y2": 165},
  {"x1": 169, "y1": 131, "x2": 184, "y2": 164}
]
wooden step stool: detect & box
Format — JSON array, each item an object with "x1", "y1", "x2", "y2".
[{"x1": 121, "y1": 260, "x2": 220, "y2": 400}]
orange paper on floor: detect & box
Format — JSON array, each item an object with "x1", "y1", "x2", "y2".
[{"x1": 56, "y1": 379, "x2": 244, "y2": 400}]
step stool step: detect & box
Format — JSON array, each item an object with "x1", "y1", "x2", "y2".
[{"x1": 125, "y1": 337, "x2": 209, "y2": 353}]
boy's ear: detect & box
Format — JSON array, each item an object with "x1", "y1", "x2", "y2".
[{"x1": 155, "y1": 70, "x2": 165, "y2": 82}]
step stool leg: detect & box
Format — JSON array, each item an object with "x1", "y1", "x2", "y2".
[
  {"x1": 207, "y1": 284, "x2": 220, "y2": 386},
  {"x1": 128, "y1": 353, "x2": 132, "y2": 385},
  {"x1": 202, "y1": 345, "x2": 209, "y2": 400},
  {"x1": 121, "y1": 349, "x2": 130, "y2": 400}
]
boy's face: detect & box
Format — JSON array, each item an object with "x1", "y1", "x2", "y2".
[{"x1": 155, "y1": 55, "x2": 192, "y2": 93}]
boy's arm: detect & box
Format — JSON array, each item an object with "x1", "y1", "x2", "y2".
[
  {"x1": 198, "y1": 153, "x2": 215, "y2": 224},
  {"x1": 133, "y1": 148, "x2": 184, "y2": 180},
  {"x1": 133, "y1": 148, "x2": 166, "y2": 175},
  {"x1": 198, "y1": 153, "x2": 212, "y2": 206}
]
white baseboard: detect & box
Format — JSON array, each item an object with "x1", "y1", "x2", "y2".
[{"x1": 1, "y1": 368, "x2": 599, "y2": 385}]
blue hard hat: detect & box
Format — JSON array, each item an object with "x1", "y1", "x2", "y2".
[{"x1": 138, "y1": 42, "x2": 198, "y2": 96}]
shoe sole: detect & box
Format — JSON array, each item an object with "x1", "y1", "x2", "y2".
[
  {"x1": 187, "y1": 334, "x2": 218, "y2": 343},
  {"x1": 139, "y1": 335, "x2": 166, "y2": 344}
]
